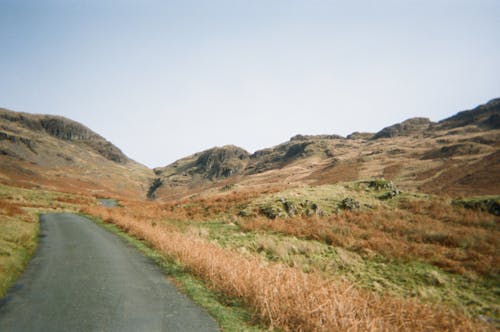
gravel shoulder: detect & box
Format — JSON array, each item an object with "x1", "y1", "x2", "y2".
[{"x1": 0, "y1": 213, "x2": 219, "y2": 332}]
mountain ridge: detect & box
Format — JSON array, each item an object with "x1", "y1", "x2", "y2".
[
  {"x1": 1, "y1": 98, "x2": 498, "y2": 200},
  {"x1": 150, "y1": 98, "x2": 499, "y2": 200},
  {"x1": 0, "y1": 108, "x2": 153, "y2": 198}
]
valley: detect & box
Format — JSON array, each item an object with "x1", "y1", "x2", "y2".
[{"x1": 0, "y1": 99, "x2": 498, "y2": 331}]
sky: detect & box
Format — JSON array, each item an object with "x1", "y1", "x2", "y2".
[{"x1": 0, "y1": 0, "x2": 499, "y2": 168}]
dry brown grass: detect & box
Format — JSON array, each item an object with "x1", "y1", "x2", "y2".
[
  {"x1": 0, "y1": 199, "x2": 23, "y2": 216},
  {"x1": 83, "y1": 205, "x2": 490, "y2": 331},
  {"x1": 240, "y1": 200, "x2": 499, "y2": 277},
  {"x1": 307, "y1": 160, "x2": 361, "y2": 185},
  {"x1": 0, "y1": 158, "x2": 148, "y2": 200},
  {"x1": 119, "y1": 190, "x2": 499, "y2": 277},
  {"x1": 159, "y1": 190, "x2": 270, "y2": 220},
  {"x1": 417, "y1": 151, "x2": 500, "y2": 196}
]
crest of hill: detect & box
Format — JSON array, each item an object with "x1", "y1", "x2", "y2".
[
  {"x1": 346, "y1": 132, "x2": 375, "y2": 140},
  {"x1": 0, "y1": 108, "x2": 128, "y2": 163},
  {"x1": 436, "y1": 98, "x2": 500, "y2": 130},
  {"x1": 154, "y1": 145, "x2": 250, "y2": 180},
  {"x1": 152, "y1": 98, "x2": 500, "y2": 200},
  {"x1": 150, "y1": 135, "x2": 349, "y2": 200},
  {"x1": 246, "y1": 135, "x2": 342, "y2": 174},
  {"x1": 372, "y1": 117, "x2": 434, "y2": 139},
  {"x1": 155, "y1": 135, "x2": 345, "y2": 181}
]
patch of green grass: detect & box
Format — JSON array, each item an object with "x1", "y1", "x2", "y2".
[
  {"x1": 243, "y1": 180, "x2": 430, "y2": 218},
  {"x1": 353, "y1": 257, "x2": 499, "y2": 319},
  {"x1": 85, "y1": 215, "x2": 265, "y2": 332}
]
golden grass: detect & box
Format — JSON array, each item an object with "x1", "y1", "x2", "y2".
[
  {"x1": 0, "y1": 198, "x2": 37, "y2": 297},
  {"x1": 118, "y1": 189, "x2": 499, "y2": 277},
  {"x1": 0, "y1": 199, "x2": 23, "y2": 216},
  {"x1": 161, "y1": 190, "x2": 262, "y2": 219},
  {"x1": 84, "y1": 205, "x2": 490, "y2": 331}
]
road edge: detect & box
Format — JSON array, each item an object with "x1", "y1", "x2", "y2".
[{"x1": 81, "y1": 213, "x2": 265, "y2": 332}]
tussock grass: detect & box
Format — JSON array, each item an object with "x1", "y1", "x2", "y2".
[
  {"x1": 240, "y1": 200, "x2": 499, "y2": 277},
  {"x1": 140, "y1": 184, "x2": 498, "y2": 321},
  {"x1": 84, "y1": 205, "x2": 490, "y2": 331}
]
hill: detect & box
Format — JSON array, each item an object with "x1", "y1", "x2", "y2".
[
  {"x1": 0, "y1": 108, "x2": 154, "y2": 198},
  {"x1": 150, "y1": 98, "x2": 500, "y2": 200},
  {"x1": 2, "y1": 99, "x2": 498, "y2": 201}
]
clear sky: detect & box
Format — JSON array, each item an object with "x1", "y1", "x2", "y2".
[{"x1": 1, "y1": 0, "x2": 499, "y2": 168}]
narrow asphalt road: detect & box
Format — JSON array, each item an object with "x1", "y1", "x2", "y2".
[{"x1": 0, "y1": 213, "x2": 219, "y2": 332}]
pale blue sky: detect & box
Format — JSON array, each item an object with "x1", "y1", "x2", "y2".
[{"x1": 1, "y1": 0, "x2": 499, "y2": 168}]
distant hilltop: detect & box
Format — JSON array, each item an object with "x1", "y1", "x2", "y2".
[{"x1": 149, "y1": 98, "x2": 500, "y2": 199}]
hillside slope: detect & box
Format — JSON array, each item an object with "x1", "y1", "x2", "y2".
[
  {"x1": 151, "y1": 98, "x2": 500, "y2": 200},
  {"x1": 0, "y1": 108, "x2": 154, "y2": 198}
]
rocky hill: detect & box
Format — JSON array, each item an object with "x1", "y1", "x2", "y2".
[
  {"x1": 372, "y1": 117, "x2": 433, "y2": 139},
  {"x1": 0, "y1": 108, "x2": 153, "y2": 198},
  {"x1": 0, "y1": 110, "x2": 129, "y2": 163},
  {"x1": 150, "y1": 146, "x2": 250, "y2": 198},
  {"x1": 150, "y1": 99, "x2": 500, "y2": 200},
  {"x1": 1, "y1": 99, "x2": 498, "y2": 201}
]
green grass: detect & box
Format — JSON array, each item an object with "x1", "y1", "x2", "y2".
[
  {"x1": 240, "y1": 180, "x2": 429, "y2": 218},
  {"x1": 85, "y1": 214, "x2": 266, "y2": 332},
  {"x1": 452, "y1": 195, "x2": 500, "y2": 216}
]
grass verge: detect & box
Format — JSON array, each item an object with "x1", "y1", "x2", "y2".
[
  {"x1": 0, "y1": 183, "x2": 93, "y2": 298},
  {"x1": 0, "y1": 215, "x2": 38, "y2": 298}
]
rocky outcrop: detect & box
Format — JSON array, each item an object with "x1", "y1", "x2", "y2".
[
  {"x1": 40, "y1": 117, "x2": 94, "y2": 140},
  {"x1": 340, "y1": 197, "x2": 360, "y2": 210},
  {"x1": 346, "y1": 132, "x2": 374, "y2": 140},
  {"x1": 246, "y1": 136, "x2": 338, "y2": 174},
  {"x1": 193, "y1": 145, "x2": 250, "y2": 179},
  {"x1": 147, "y1": 178, "x2": 163, "y2": 199},
  {"x1": 0, "y1": 132, "x2": 36, "y2": 153},
  {"x1": 437, "y1": 98, "x2": 500, "y2": 130},
  {"x1": 373, "y1": 117, "x2": 433, "y2": 139},
  {"x1": 453, "y1": 197, "x2": 500, "y2": 216},
  {"x1": 290, "y1": 134, "x2": 344, "y2": 141},
  {"x1": 155, "y1": 145, "x2": 250, "y2": 183},
  {"x1": 247, "y1": 142, "x2": 311, "y2": 174},
  {"x1": 421, "y1": 143, "x2": 493, "y2": 160}
]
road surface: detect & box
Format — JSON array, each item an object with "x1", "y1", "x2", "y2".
[
  {"x1": 98, "y1": 199, "x2": 118, "y2": 207},
  {"x1": 0, "y1": 213, "x2": 219, "y2": 332}
]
